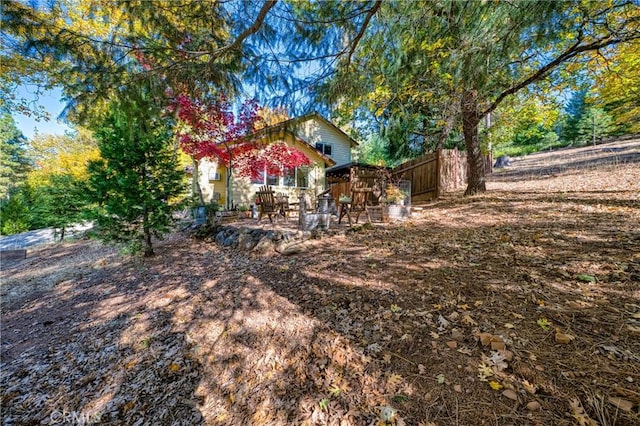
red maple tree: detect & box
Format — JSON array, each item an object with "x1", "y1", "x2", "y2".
[{"x1": 171, "y1": 95, "x2": 311, "y2": 183}]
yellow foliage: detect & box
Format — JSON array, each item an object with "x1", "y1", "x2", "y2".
[{"x1": 27, "y1": 129, "x2": 101, "y2": 186}]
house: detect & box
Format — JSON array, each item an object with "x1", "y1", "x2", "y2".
[{"x1": 196, "y1": 112, "x2": 359, "y2": 208}]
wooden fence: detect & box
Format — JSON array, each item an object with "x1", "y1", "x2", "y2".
[{"x1": 392, "y1": 148, "x2": 493, "y2": 203}]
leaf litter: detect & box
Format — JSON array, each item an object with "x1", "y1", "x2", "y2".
[{"x1": 1, "y1": 141, "x2": 640, "y2": 425}]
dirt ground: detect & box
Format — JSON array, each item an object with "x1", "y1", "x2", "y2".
[{"x1": 1, "y1": 140, "x2": 639, "y2": 425}]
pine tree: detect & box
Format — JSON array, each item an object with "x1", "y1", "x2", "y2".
[{"x1": 87, "y1": 87, "x2": 185, "y2": 256}]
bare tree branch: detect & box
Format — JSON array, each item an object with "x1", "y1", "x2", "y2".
[
  {"x1": 211, "y1": 0, "x2": 278, "y2": 58},
  {"x1": 346, "y1": 0, "x2": 382, "y2": 67},
  {"x1": 483, "y1": 31, "x2": 640, "y2": 118}
]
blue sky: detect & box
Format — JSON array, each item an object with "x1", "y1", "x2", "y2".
[{"x1": 12, "y1": 86, "x2": 71, "y2": 139}]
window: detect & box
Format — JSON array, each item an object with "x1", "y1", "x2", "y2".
[
  {"x1": 208, "y1": 171, "x2": 221, "y2": 181},
  {"x1": 315, "y1": 142, "x2": 332, "y2": 156},
  {"x1": 296, "y1": 166, "x2": 309, "y2": 188},
  {"x1": 251, "y1": 168, "x2": 279, "y2": 186},
  {"x1": 283, "y1": 167, "x2": 309, "y2": 188},
  {"x1": 250, "y1": 169, "x2": 265, "y2": 185},
  {"x1": 283, "y1": 168, "x2": 296, "y2": 187},
  {"x1": 266, "y1": 173, "x2": 279, "y2": 186}
]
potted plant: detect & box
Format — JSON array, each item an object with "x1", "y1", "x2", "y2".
[
  {"x1": 204, "y1": 200, "x2": 221, "y2": 224},
  {"x1": 385, "y1": 184, "x2": 406, "y2": 205},
  {"x1": 385, "y1": 184, "x2": 409, "y2": 220},
  {"x1": 237, "y1": 204, "x2": 250, "y2": 218}
]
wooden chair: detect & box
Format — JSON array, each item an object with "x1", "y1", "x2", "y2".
[
  {"x1": 338, "y1": 184, "x2": 372, "y2": 225},
  {"x1": 275, "y1": 192, "x2": 290, "y2": 222},
  {"x1": 256, "y1": 186, "x2": 281, "y2": 223},
  {"x1": 256, "y1": 186, "x2": 287, "y2": 223}
]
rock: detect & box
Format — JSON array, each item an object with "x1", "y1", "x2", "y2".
[
  {"x1": 494, "y1": 155, "x2": 511, "y2": 168},
  {"x1": 237, "y1": 233, "x2": 257, "y2": 251},
  {"x1": 223, "y1": 233, "x2": 238, "y2": 247},
  {"x1": 215, "y1": 231, "x2": 226, "y2": 245},
  {"x1": 252, "y1": 235, "x2": 275, "y2": 256}
]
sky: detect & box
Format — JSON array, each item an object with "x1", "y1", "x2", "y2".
[{"x1": 12, "y1": 85, "x2": 72, "y2": 140}]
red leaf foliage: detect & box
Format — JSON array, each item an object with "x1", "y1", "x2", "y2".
[{"x1": 172, "y1": 95, "x2": 311, "y2": 178}]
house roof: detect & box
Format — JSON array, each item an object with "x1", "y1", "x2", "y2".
[
  {"x1": 249, "y1": 112, "x2": 360, "y2": 148},
  {"x1": 325, "y1": 162, "x2": 389, "y2": 179}
]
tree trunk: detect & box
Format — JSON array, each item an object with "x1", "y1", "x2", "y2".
[
  {"x1": 193, "y1": 159, "x2": 204, "y2": 205},
  {"x1": 461, "y1": 90, "x2": 486, "y2": 196},
  {"x1": 142, "y1": 208, "x2": 154, "y2": 257}
]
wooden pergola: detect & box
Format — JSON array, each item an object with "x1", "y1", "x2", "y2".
[{"x1": 324, "y1": 162, "x2": 389, "y2": 205}]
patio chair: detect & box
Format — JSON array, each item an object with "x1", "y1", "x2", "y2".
[
  {"x1": 275, "y1": 192, "x2": 290, "y2": 222},
  {"x1": 338, "y1": 183, "x2": 372, "y2": 225},
  {"x1": 256, "y1": 186, "x2": 285, "y2": 223}
]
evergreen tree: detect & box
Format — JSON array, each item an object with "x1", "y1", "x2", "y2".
[
  {"x1": 562, "y1": 89, "x2": 588, "y2": 144},
  {"x1": 32, "y1": 173, "x2": 89, "y2": 240},
  {"x1": 87, "y1": 87, "x2": 185, "y2": 256},
  {"x1": 0, "y1": 111, "x2": 30, "y2": 199},
  {"x1": 575, "y1": 107, "x2": 615, "y2": 146}
]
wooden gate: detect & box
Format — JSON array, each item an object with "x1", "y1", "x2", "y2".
[{"x1": 392, "y1": 148, "x2": 492, "y2": 202}]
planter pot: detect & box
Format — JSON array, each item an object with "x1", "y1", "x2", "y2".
[
  {"x1": 385, "y1": 204, "x2": 410, "y2": 220},
  {"x1": 192, "y1": 206, "x2": 207, "y2": 225}
]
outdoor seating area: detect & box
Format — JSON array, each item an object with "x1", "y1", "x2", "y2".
[{"x1": 209, "y1": 176, "x2": 412, "y2": 233}]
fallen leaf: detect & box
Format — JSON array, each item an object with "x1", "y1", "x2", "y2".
[
  {"x1": 522, "y1": 379, "x2": 538, "y2": 394},
  {"x1": 446, "y1": 340, "x2": 458, "y2": 349},
  {"x1": 478, "y1": 362, "x2": 493, "y2": 381},
  {"x1": 490, "y1": 339, "x2": 506, "y2": 351},
  {"x1": 436, "y1": 374, "x2": 446, "y2": 384},
  {"x1": 168, "y1": 363, "x2": 180, "y2": 372},
  {"x1": 478, "y1": 332, "x2": 493, "y2": 346},
  {"x1": 608, "y1": 397, "x2": 634, "y2": 413},
  {"x1": 489, "y1": 381, "x2": 503, "y2": 390},
  {"x1": 498, "y1": 349, "x2": 514, "y2": 361},
  {"x1": 504, "y1": 323, "x2": 515, "y2": 329},
  {"x1": 379, "y1": 406, "x2": 397, "y2": 422},
  {"x1": 418, "y1": 364, "x2": 426, "y2": 375},
  {"x1": 537, "y1": 318, "x2": 550, "y2": 331},
  {"x1": 453, "y1": 384, "x2": 462, "y2": 393},
  {"x1": 555, "y1": 330, "x2": 576, "y2": 344},
  {"x1": 502, "y1": 389, "x2": 518, "y2": 401},
  {"x1": 526, "y1": 401, "x2": 541, "y2": 411},
  {"x1": 388, "y1": 373, "x2": 403, "y2": 387},
  {"x1": 577, "y1": 274, "x2": 596, "y2": 283},
  {"x1": 461, "y1": 314, "x2": 477, "y2": 326},
  {"x1": 451, "y1": 329, "x2": 464, "y2": 341},
  {"x1": 570, "y1": 398, "x2": 598, "y2": 426}
]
